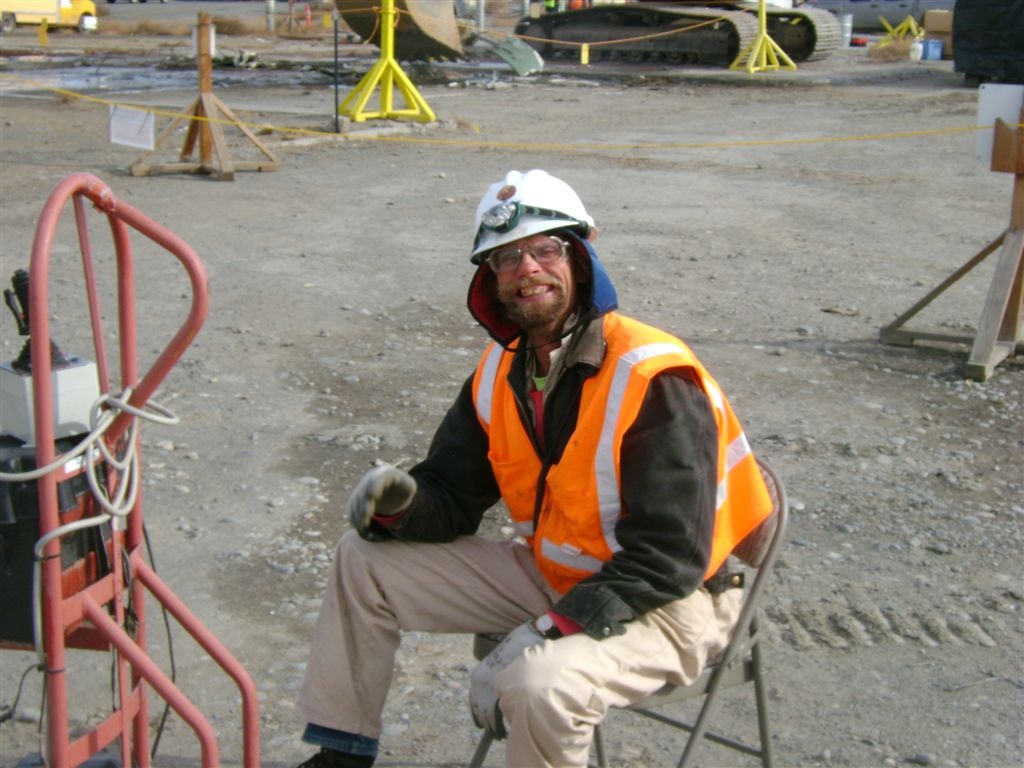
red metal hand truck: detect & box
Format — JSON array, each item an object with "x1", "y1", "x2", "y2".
[{"x1": 0, "y1": 173, "x2": 260, "y2": 767}]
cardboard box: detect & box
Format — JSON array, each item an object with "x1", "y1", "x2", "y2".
[
  {"x1": 922, "y1": 9, "x2": 953, "y2": 58},
  {"x1": 923, "y1": 9, "x2": 953, "y2": 34}
]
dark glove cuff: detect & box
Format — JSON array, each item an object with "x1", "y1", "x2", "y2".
[{"x1": 357, "y1": 519, "x2": 395, "y2": 542}]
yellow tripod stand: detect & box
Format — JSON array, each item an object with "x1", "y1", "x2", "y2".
[
  {"x1": 340, "y1": 0, "x2": 436, "y2": 123},
  {"x1": 730, "y1": 0, "x2": 796, "y2": 74}
]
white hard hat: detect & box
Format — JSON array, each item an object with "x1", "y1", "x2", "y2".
[{"x1": 470, "y1": 170, "x2": 594, "y2": 263}]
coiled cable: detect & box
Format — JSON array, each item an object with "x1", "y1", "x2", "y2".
[{"x1": 0, "y1": 386, "x2": 178, "y2": 664}]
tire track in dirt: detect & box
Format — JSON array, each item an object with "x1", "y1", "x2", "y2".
[{"x1": 764, "y1": 592, "x2": 1018, "y2": 650}]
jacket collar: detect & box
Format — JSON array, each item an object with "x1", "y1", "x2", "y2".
[{"x1": 562, "y1": 313, "x2": 606, "y2": 370}]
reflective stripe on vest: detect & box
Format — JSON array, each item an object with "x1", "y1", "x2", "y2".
[
  {"x1": 475, "y1": 342, "x2": 504, "y2": 428},
  {"x1": 597, "y1": 341, "x2": 697, "y2": 555}
]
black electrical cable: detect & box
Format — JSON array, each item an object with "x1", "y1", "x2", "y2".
[
  {"x1": 142, "y1": 521, "x2": 177, "y2": 762},
  {"x1": 0, "y1": 659, "x2": 44, "y2": 724}
]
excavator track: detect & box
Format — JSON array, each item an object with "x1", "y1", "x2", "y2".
[
  {"x1": 741, "y1": 4, "x2": 842, "y2": 62},
  {"x1": 330, "y1": 1, "x2": 840, "y2": 67},
  {"x1": 514, "y1": 6, "x2": 759, "y2": 68}
]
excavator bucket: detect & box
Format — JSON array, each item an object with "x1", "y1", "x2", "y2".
[{"x1": 335, "y1": 0, "x2": 466, "y2": 60}]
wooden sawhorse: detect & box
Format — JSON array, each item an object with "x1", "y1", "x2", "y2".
[{"x1": 881, "y1": 109, "x2": 1024, "y2": 381}]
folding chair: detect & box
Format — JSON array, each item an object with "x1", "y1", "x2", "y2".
[{"x1": 468, "y1": 458, "x2": 788, "y2": 768}]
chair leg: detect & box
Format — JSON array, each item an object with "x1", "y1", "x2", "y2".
[
  {"x1": 751, "y1": 640, "x2": 774, "y2": 768},
  {"x1": 469, "y1": 731, "x2": 494, "y2": 768},
  {"x1": 593, "y1": 723, "x2": 608, "y2": 768},
  {"x1": 675, "y1": 664, "x2": 733, "y2": 768}
]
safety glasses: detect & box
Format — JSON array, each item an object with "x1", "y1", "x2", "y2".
[{"x1": 486, "y1": 236, "x2": 569, "y2": 274}]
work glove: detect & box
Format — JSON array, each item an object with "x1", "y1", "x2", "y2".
[
  {"x1": 469, "y1": 621, "x2": 545, "y2": 740},
  {"x1": 346, "y1": 464, "x2": 416, "y2": 540}
]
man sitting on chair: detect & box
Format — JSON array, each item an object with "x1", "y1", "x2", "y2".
[{"x1": 295, "y1": 169, "x2": 773, "y2": 768}]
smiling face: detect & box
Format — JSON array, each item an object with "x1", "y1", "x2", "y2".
[{"x1": 493, "y1": 232, "x2": 578, "y2": 346}]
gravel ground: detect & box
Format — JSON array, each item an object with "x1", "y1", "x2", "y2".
[{"x1": 1, "y1": 14, "x2": 1022, "y2": 768}]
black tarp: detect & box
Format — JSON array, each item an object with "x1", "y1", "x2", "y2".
[{"x1": 952, "y1": 0, "x2": 1024, "y2": 83}]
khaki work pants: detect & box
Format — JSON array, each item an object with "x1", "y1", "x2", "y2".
[{"x1": 296, "y1": 531, "x2": 741, "y2": 768}]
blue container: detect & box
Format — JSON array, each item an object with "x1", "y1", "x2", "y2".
[{"x1": 922, "y1": 38, "x2": 943, "y2": 61}]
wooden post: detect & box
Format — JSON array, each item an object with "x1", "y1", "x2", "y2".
[
  {"x1": 964, "y1": 112, "x2": 1024, "y2": 379},
  {"x1": 198, "y1": 13, "x2": 214, "y2": 166},
  {"x1": 880, "y1": 108, "x2": 1024, "y2": 380}
]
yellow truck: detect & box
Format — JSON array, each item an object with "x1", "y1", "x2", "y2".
[{"x1": 0, "y1": 0, "x2": 98, "y2": 33}]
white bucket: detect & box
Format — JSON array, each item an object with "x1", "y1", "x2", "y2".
[{"x1": 838, "y1": 14, "x2": 853, "y2": 47}]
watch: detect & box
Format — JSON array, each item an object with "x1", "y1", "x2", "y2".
[{"x1": 533, "y1": 612, "x2": 563, "y2": 639}]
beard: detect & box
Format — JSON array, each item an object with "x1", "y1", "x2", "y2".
[{"x1": 496, "y1": 277, "x2": 572, "y2": 331}]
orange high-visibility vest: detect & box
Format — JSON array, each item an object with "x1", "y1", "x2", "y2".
[{"x1": 472, "y1": 312, "x2": 771, "y2": 595}]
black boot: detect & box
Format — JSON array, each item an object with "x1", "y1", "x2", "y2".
[{"x1": 296, "y1": 747, "x2": 375, "y2": 768}]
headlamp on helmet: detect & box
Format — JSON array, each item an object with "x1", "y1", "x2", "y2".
[{"x1": 479, "y1": 201, "x2": 587, "y2": 234}]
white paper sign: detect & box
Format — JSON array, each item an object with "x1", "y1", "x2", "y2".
[
  {"x1": 109, "y1": 105, "x2": 155, "y2": 150},
  {"x1": 976, "y1": 83, "x2": 1024, "y2": 163}
]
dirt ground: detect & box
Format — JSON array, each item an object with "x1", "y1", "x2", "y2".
[{"x1": 1, "y1": 15, "x2": 1022, "y2": 768}]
